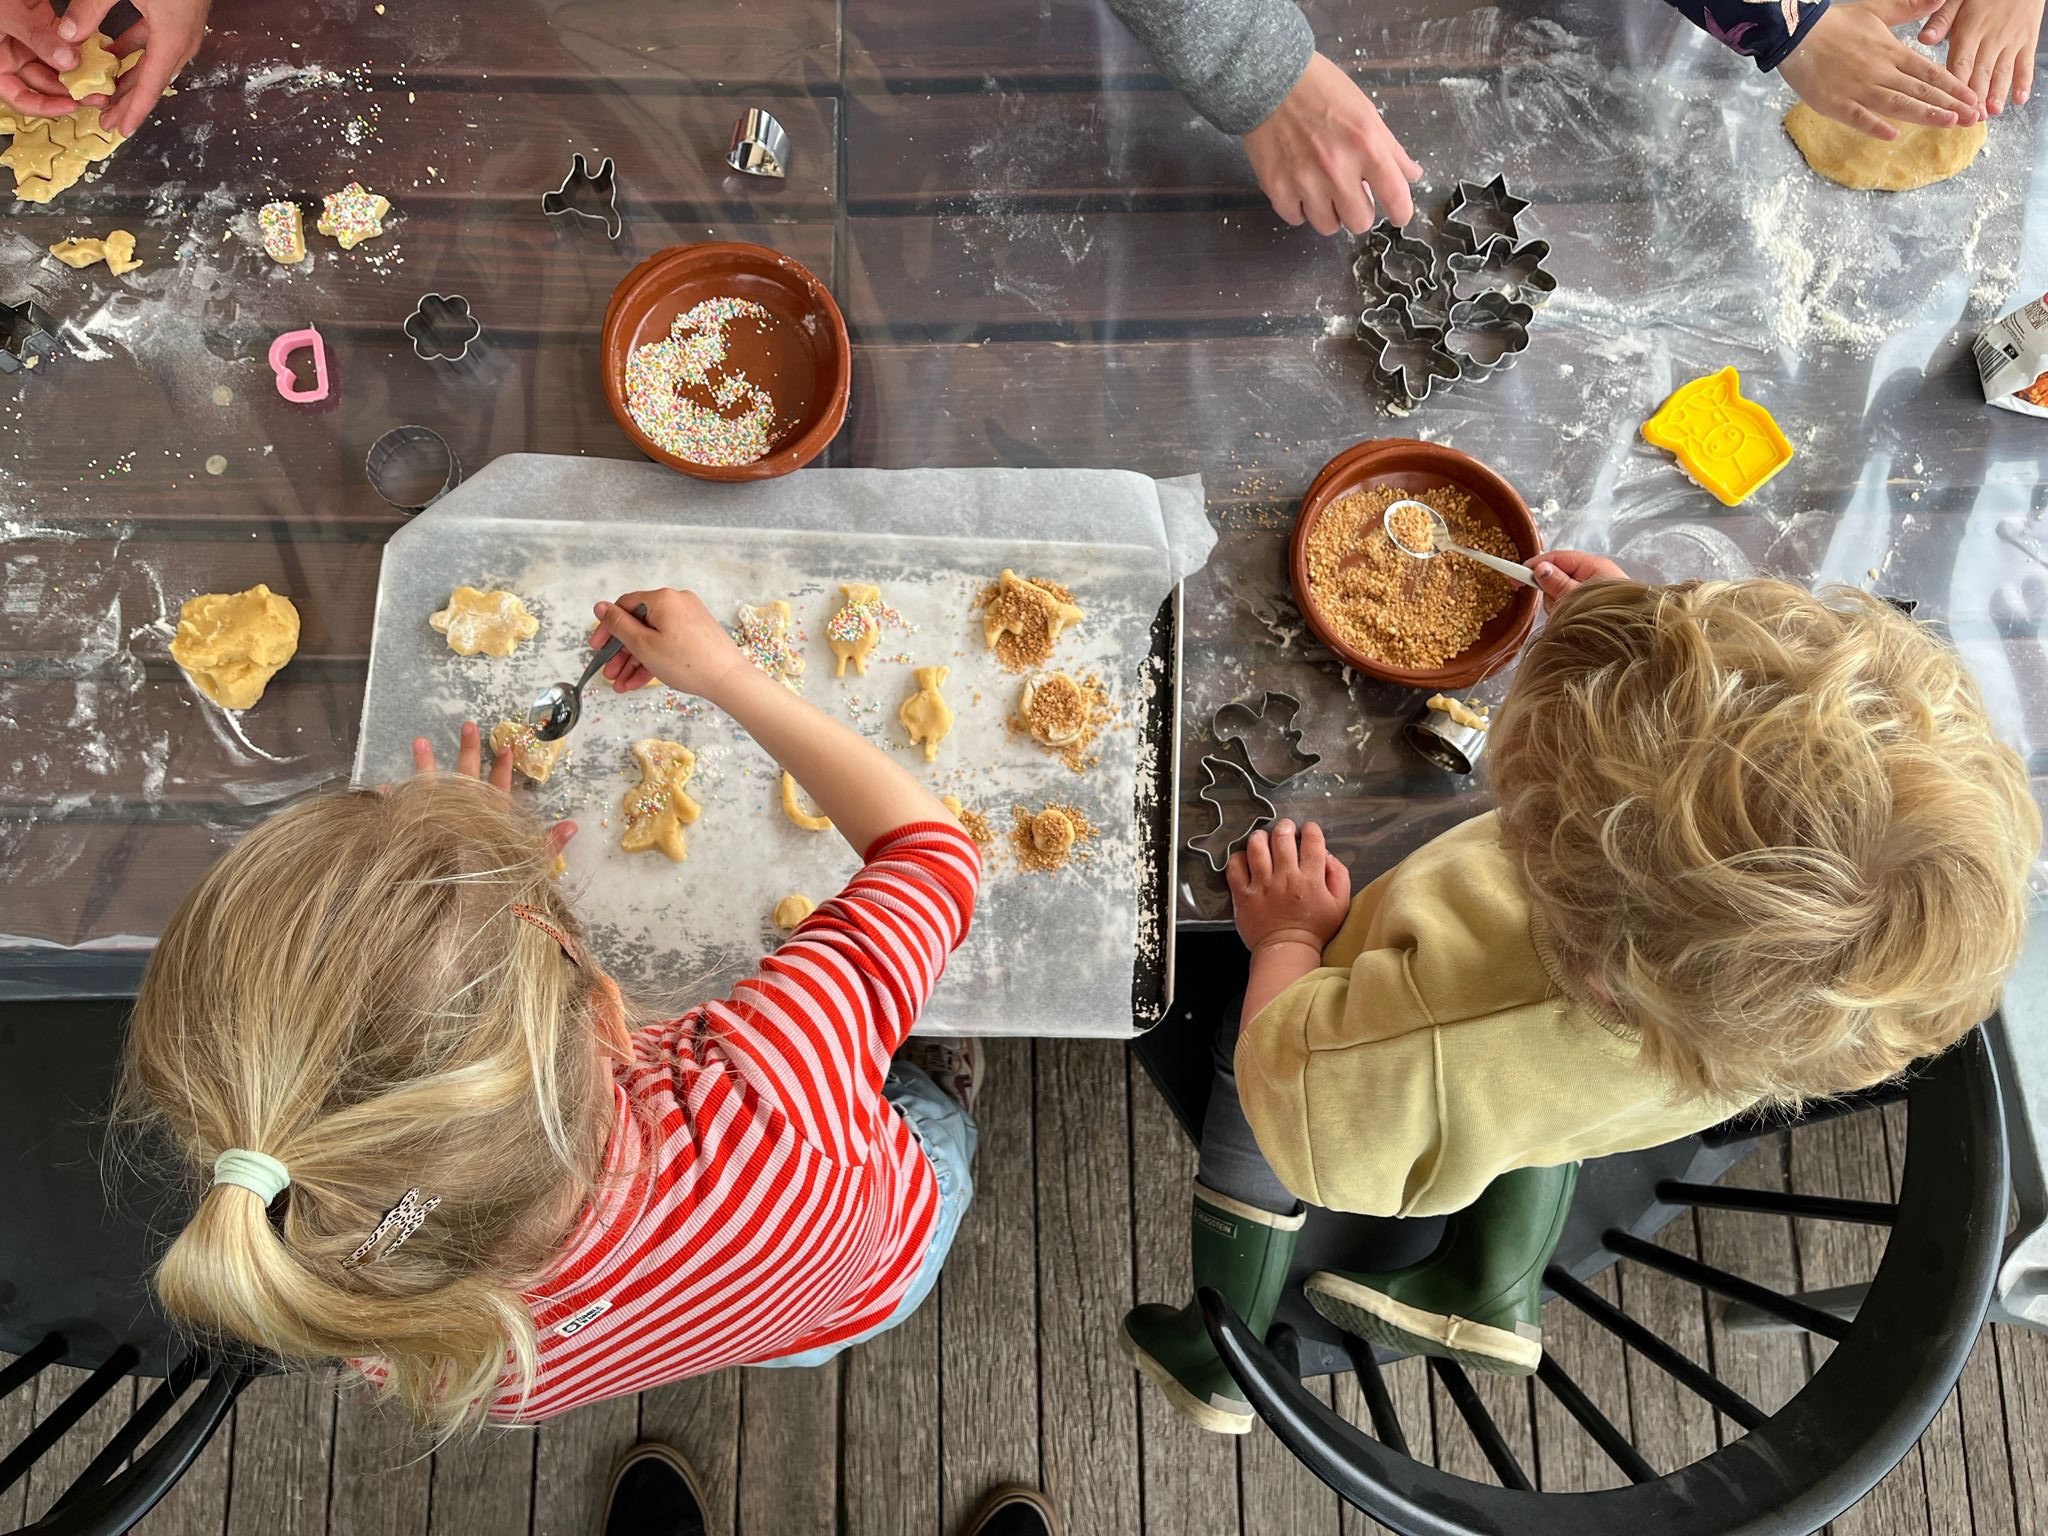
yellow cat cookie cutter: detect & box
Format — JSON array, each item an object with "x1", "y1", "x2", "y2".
[{"x1": 1642, "y1": 367, "x2": 1793, "y2": 507}]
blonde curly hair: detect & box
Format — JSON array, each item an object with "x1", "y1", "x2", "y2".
[{"x1": 1492, "y1": 578, "x2": 2039, "y2": 1106}]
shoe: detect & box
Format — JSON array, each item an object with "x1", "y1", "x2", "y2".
[
  {"x1": 1304, "y1": 1162, "x2": 1580, "y2": 1377},
  {"x1": 1119, "y1": 1182, "x2": 1305, "y2": 1435},
  {"x1": 600, "y1": 1441, "x2": 708, "y2": 1536},
  {"x1": 906, "y1": 1035, "x2": 982, "y2": 1118},
  {"x1": 962, "y1": 1483, "x2": 1062, "y2": 1536}
]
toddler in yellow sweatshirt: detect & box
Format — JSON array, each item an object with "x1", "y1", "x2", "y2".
[{"x1": 1124, "y1": 558, "x2": 2039, "y2": 1435}]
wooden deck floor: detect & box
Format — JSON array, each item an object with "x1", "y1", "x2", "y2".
[{"x1": 7, "y1": 1039, "x2": 2047, "y2": 1536}]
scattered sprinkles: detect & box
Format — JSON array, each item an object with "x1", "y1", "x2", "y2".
[{"x1": 624, "y1": 296, "x2": 786, "y2": 467}]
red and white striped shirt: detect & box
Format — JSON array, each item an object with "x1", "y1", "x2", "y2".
[{"x1": 493, "y1": 821, "x2": 981, "y2": 1421}]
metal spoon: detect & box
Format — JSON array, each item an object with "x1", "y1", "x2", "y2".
[
  {"x1": 527, "y1": 602, "x2": 649, "y2": 742},
  {"x1": 1382, "y1": 499, "x2": 1537, "y2": 588}
]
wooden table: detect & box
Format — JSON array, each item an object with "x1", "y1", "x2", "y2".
[{"x1": 4, "y1": 0, "x2": 2045, "y2": 996}]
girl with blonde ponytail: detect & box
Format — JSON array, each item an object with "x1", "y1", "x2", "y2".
[{"x1": 122, "y1": 589, "x2": 984, "y2": 1435}]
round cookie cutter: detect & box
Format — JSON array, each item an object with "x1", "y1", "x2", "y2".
[
  {"x1": 365, "y1": 425, "x2": 462, "y2": 514},
  {"x1": 1404, "y1": 699, "x2": 1490, "y2": 775}
]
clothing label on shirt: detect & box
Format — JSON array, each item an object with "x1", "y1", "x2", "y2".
[{"x1": 554, "y1": 1300, "x2": 611, "y2": 1338}]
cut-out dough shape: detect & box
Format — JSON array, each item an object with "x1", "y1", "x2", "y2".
[
  {"x1": 260, "y1": 202, "x2": 306, "y2": 264},
  {"x1": 317, "y1": 182, "x2": 390, "y2": 248},
  {"x1": 1019, "y1": 672, "x2": 1086, "y2": 747},
  {"x1": 734, "y1": 599, "x2": 805, "y2": 685},
  {"x1": 621, "y1": 740, "x2": 701, "y2": 861},
  {"x1": 1, "y1": 91, "x2": 124, "y2": 202},
  {"x1": 1641, "y1": 367, "x2": 1793, "y2": 506},
  {"x1": 1783, "y1": 103, "x2": 1986, "y2": 192},
  {"x1": 429, "y1": 586, "x2": 539, "y2": 657},
  {"x1": 773, "y1": 894, "x2": 816, "y2": 930},
  {"x1": 60, "y1": 32, "x2": 118, "y2": 98},
  {"x1": 1031, "y1": 808, "x2": 1077, "y2": 858},
  {"x1": 899, "y1": 665, "x2": 954, "y2": 762},
  {"x1": 983, "y1": 569, "x2": 1084, "y2": 653},
  {"x1": 48, "y1": 228, "x2": 140, "y2": 274},
  {"x1": 827, "y1": 582, "x2": 885, "y2": 676},
  {"x1": 490, "y1": 720, "x2": 567, "y2": 783},
  {"x1": 780, "y1": 771, "x2": 833, "y2": 832},
  {"x1": 170, "y1": 584, "x2": 301, "y2": 709}
]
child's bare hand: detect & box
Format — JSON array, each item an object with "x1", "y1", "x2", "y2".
[
  {"x1": 1780, "y1": 2, "x2": 1981, "y2": 138},
  {"x1": 1531, "y1": 550, "x2": 1628, "y2": 608},
  {"x1": 1228, "y1": 819, "x2": 1352, "y2": 954},
  {"x1": 1242, "y1": 52, "x2": 1424, "y2": 234},
  {"x1": 590, "y1": 589, "x2": 749, "y2": 702},
  {"x1": 407, "y1": 722, "x2": 578, "y2": 855},
  {"x1": 1923, "y1": 0, "x2": 2041, "y2": 110}
]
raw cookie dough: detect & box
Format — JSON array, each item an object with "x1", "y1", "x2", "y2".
[
  {"x1": 621, "y1": 740, "x2": 701, "y2": 862},
  {"x1": 60, "y1": 31, "x2": 118, "y2": 98},
  {"x1": 982, "y1": 570, "x2": 1084, "y2": 667},
  {"x1": 490, "y1": 719, "x2": 567, "y2": 783},
  {"x1": 734, "y1": 599, "x2": 806, "y2": 686},
  {"x1": 259, "y1": 202, "x2": 307, "y2": 264},
  {"x1": 827, "y1": 582, "x2": 886, "y2": 677},
  {"x1": 1031, "y1": 807, "x2": 1076, "y2": 857},
  {"x1": 429, "y1": 586, "x2": 539, "y2": 657},
  {"x1": 1018, "y1": 673, "x2": 1087, "y2": 746},
  {"x1": 780, "y1": 771, "x2": 833, "y2": 832},
  {"x1": 1783, "y1": 103, "x2": 1987, "y2": 191},
  {"x1": 49, "y1": 229, "x2": 141, "y2": 274},
  {"x1": 899, "y1": 665, "x2": 954, "y2": 762},
  {"x1": 773, "y1": 893, "x2": 816, "y2": 930},
  {"x1": 317, "y1": 182, "x2": 391, "y2": 248},
  {"x1": 0, "y1": 85, "x2": 125, "y2": 203},
  {"x1": 1425, "y1": 693, "x2": 1490, "y2": 730},
  {"x1": 169, "y1": 584, "x2": 301, "y2": 709}
]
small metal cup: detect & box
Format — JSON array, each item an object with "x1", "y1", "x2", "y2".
[
  {"x1": 1405, "y1": 700, "x2": 1490, "y2": 775},
  {"x1": 727, "y1": 109, "x2": 790, "y2": 179}
]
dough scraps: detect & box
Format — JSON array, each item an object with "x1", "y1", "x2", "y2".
[
  {"x1": 1425, "y1": 694, "x2": 1490, "y2": 731},
  {"x1": 780, "y1": 771, "x2": 833, "y2": 832},
  {"x1": 60, "y1": 31, "x2": 118, "y2": 98},
  {"x1": 1016, "y1": 670, "x2": 1112, "y2": 771},
  {"x1": 1, "y1": 102, "x2": 123, "y2": 203},
  {"x1": 49, "y1": 228, "x2": 140, "y2": 274},
  {"x1": 317, "y1": 182, "x2": 390, "y2": 248},
  {"x1": 1009, "y1": 802, "x2": 1098, "y2": 873},
  {"x1": 621, "y1": 740, "x2": 701, "y2": 862},
  {"x1": 826, "y1": 582, "x2": 889, "y2": 677},
  {"x1": 259, "y1": 202, "x2": 307, "y2": 264},
  {"x1": 429, "y1": 586, "x2": 539, "y2": 657},
  {"x1": 773, "y1": 893, "x2": 816, "y2": 930},
  {"x1": 899, "y1": 665, "x2": 954, "y2": 762},
  {"x1": 979, "y1": 570, "x2": 1084, "y2": 670},
  {"x1": 941, "y1": 794, "x2": 996, "y2": 848},
  {"x1": 490, "y1": 719, "x2": 567, "y2": 782},
  {"x1": 1783, "y1": 103, "x2": 1987, "y2": 192},
  {"x1": 169, "y1": 584, "x2": 301, "y2": 709},
  {"x1": 733, "y1": 599, "x2": 806, "y2": 688}
]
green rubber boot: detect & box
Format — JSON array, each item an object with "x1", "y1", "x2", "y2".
[
  {"x1": 1304, "y1": 1162, "x2": 1580, "y2": 1377},
  {"x1": 1119, "y1": 1183, "x2": 1305, "y2": 1435}
]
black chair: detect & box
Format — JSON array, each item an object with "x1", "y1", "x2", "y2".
[
  {"x1": 1, "y1": 997, "x2": 259, "y2": 1535},
  {"x1": 1139, "y1": 930, "x2": 2009, "y2": 1534}
]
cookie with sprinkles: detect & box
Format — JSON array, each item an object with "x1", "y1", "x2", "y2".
[
  {"x1": 826, "y1": 582, "x2": 895, "y2": 678},
  {"x1": 732, "y1": 599, "x2": 805, "y2": 689},
  {"x1": 259, "y1": 201, "x2": 307, "y2": 264},
  {"x1": 316, "y1": 182, "x2": 390, "y2": 250}
]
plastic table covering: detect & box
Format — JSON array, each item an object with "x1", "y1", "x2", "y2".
[{"x1": 3, "y1": 0, "x2": 2046, "y2": 997}]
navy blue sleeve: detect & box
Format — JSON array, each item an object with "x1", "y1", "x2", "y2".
[{"x1": 1658, "y1": 0, "x2": 1830, "y2": 69}]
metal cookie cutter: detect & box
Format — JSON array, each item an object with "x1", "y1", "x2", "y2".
[
  {"x1": 1212, "y1": 690, "x2": 1321, "y2": 785},
  {"x1": 0, "y1": 298, "x2": 58, "y2": 375},
  {"x1": 365, "y1": 425, "x2": 462, "y2": 515},
  {"x1": 1187, "y1": 753, "x2": 1279, "y2": 874},
  {"x1": 1357, "y1": 222, "x2": 1437, "y2": 302},
  {"x1": 1442, "y1": 174, "x2": 1531, "y2": 251},
  {"x1": 727, "y1": 108, "x2": 790, "y2": 178},
  {"x1": 1362, "y1": 295, "x2": 1460, "y2": 405},
  {"x1": 403, "y1": 293, "x2": 481, "y2": 363},
  {"x1": 1445, "y1": 291, "x2": 1534, "y2": 381},
  {"x1": 1446, "y1": 234, "x2": 1557, "y2": 308},
  {"x1": 542, "y1": 152, "x2": 623, "y2": 240},
  {"x1": 1405, "y1": 696, "x2": 1492, "y2": 775}
]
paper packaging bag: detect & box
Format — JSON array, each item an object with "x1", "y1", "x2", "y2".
[{"x1": 1974, "y1": 293, "x2": 2048, "y2": 418}]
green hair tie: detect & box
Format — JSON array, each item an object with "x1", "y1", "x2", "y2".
[{"x1": 212, "y1": 1148, "x2": 290, "y2": 1204}]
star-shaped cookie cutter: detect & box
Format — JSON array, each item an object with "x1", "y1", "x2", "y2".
[
  {"x1": 404, "y1": 292, "x2": 482, "y2": 363},
  {"x1": 1361, "y1": 294, "x2": 1461, "y2": 406},
  {"x1": 1186, "y1": 752, "x2": 1278, "y2": 874},
  {"x1": 0, "y1": 298, "x2": 58, "y2": 375},
  {"x1": 1211, "y1": 690, "x2": 1321, "y2": 786},
  {"x1": 1445, "y1": 235, "x2": 1557, "y2": 307},
  {"x1": 1443, "y1": 175, "x2": 1532, "y2": 251},
  {"x1": 1444, "y1": 290, "x2": 1534, "y2": 381},
  {"x1": 541, "y1": 152, "x2": 623, "y2": 241}
]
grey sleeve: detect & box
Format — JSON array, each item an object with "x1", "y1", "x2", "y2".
[{"x1": 1102, "y1": 0, "x2": 1316, "y2": 136}]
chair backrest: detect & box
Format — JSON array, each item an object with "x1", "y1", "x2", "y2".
[{"x1": 1200, "y1": 1029, "x2": 2008, "y2": 1536}]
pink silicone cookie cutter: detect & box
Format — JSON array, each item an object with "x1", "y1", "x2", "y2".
[{"x1": 268, "y1": 325, "x2": 330, "y2": 403}]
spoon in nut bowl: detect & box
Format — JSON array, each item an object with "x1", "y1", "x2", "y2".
[
  {"x1": 528, "y1": 602, "x2": 649, "y2": 743},
  {"x1": 1383, "y1": 498, "x2": 1538, "y2": 588}
]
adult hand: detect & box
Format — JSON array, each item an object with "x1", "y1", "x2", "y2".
[
  {"x1": 1778, "y1": 0, "x2": 1982, "y2": 139},
  {"x1": 1228, "y1": 819, "x2": 1352, "y2": 954},
  {"x1": 590, "y1": 590, "x2": 750, "y2": 702},
  {"x1": 0, "y1": 0, "x2": 81, "y2": 118},
  {"x1": 1531, "y1": 550, "x2": 1629, "y2": 607},
  {"x1": 408, "y1": 722, "x2": 578, "y2": 857},
  {"x1": 58, "y1": 0, "x2": 210, "y2": 137},
  {"x1": 1920, "y1": 0, "x2": 2041, "y2": 111},
  {"x1": 1241, "y1": 52, "x2": 1424, "y2": 235}
]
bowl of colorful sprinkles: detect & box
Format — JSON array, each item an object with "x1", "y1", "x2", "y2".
[
  {"x1": 1289, "y1": 439, "x2": 1541, "y2": 690},
  {"x1": 602, "y1": 241, "x2": 850, "y2": 482}
]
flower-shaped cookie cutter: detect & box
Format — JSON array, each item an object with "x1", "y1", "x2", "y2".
[
  {"x1": 1445, "y1": 291, "x2": 1534, "y2": 381},
  {"x1": 0, "y1": 297, "x2": 58, "y2": 375},
  {"x1": 1355, "y1": 221, "x2": 1439, "y2": 302},
  {"x1": 1211, "y1": 690, "x2": 1320, "y2": 787},
  {"x1": 1361, "y1": 294, "x2": 1461, "y2": 405},
  {"x1": 541, "y1": 152, "x2": 623, "y2": 241},
  {"x1": 1446, "y1": 235, "x2": 1557, "y2": 307},
  {"x1": 1442, "y1": 174, "x2": 1532, "y2": 251},
  {"x1": 1186, "y1": 751, "x2": 1278, "y2": 874},
  {"x1": 404, "y1": 292, "x2": 482, "y2": 363}
]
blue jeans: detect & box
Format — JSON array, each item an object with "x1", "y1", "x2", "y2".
[{"x1": 755, "y1": 1059, "x2": 977, "y2": 1368}]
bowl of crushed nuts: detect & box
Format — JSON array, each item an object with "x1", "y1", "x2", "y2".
[{"x1": 1289, "y1": 439, "x2": 1541, "y2": 689}]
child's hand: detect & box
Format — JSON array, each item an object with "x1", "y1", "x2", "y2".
[
  {"x1": 1228, "y1": 819, "x2": 1352, "y2": 954},
  {"x1": 590, "y1": 589, "x2": 750, "y2": 703},
  {"x1": 1922, "y1": 0, "x2": 2040, "y2": 111},
  {"x1": 408, "y1": 722, "x2": 578, "y2": 857},
  {"x1": 1779, "y1": 2, "x2": 1982, "y2": 138},
  {"x1": 1531, "y1": 550, "x2": 1628, "y2": 608},
  {"x1": 1242, "y1": 53, "x2": 1424, "y2": 234}
]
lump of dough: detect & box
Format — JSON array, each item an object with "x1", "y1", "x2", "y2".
[
  {"x1": 780, "y1": 771, "x2": 833, "y2": 832},
  {"x1": 773, "y1": 893, "x2": 816, "y2": 930},
  {"x1": 621, "y1": 739, "x2": 701, "y2": 862},
  {"x1": 490, "y1": 719, "x2": 567, "y2": 783},
  {"x1": 1031, "y1": 807, "x2": 1077, "y2": 857},
  {"x1": 170, "y1": 584, "x2": 300, "y2": 709},
  {"x1": 827, "y1": 582, "x2": 886, "y2": 677},
  {"x1": 429, "y1": 586, "x2": 539, "y2": 657},
  {"x1": 1783, "y1": 104, "x2": 1986, "y2": 191},
  {"x1": 899, "y1": 665, "x2": 954, "y2": 762},
  {"x1": 1019, "y1": 672, "x2": 1087, "y2": 747}
]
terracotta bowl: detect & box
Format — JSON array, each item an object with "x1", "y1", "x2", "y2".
[
  {"x1": 602, "y1": 241, "x2": 850, "y2": 482},
  {"x1": 1288, "y1": 439, "x2": 1543, "y2": 690}
]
